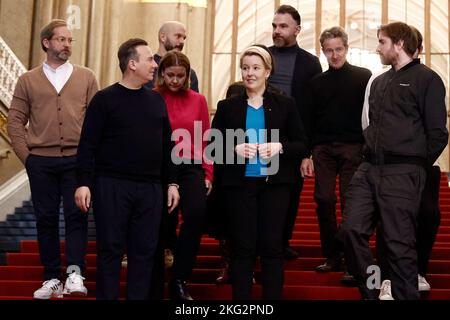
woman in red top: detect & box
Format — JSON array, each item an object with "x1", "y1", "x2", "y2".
[{"x1": 155, "y1": 51, "x2": 213, "y2": 300}]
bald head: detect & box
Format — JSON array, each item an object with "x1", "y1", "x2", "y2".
[{"x1": 158, "y1": 21, "x2": 187, "y2": 55}]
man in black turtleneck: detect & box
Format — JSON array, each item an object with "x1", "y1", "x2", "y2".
[
  {"x1": 301, "y1": 27, "x2": 371, "y2": 272},
  {"x1": 269, "y1": 5, "x2": 322, "y2": 260}
]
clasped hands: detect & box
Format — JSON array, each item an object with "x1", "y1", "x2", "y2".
[{"x1": 235, "y1": 142, "x2": 282, "y2": 159}]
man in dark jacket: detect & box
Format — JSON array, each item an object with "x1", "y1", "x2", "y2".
[
  {"x1": 269, "y1": 4, "x2": 322, "y2": 259},
  {"x1": 341, "y1": 22, "x2": 448, "y2": 300},
  {"x1": 301, "y1": 26, "x2": 371, "y2": 272}
]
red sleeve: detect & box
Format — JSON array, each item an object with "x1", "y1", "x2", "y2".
[{"x1": 199, "y1": 95, "x2": 214, "y2": 182}]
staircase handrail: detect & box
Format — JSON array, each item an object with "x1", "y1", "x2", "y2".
[{"x1": 0, "y1": 36, "x2": 27, "y2": 109}]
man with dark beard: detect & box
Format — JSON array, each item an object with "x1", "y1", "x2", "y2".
[
  {"x1": 7, "y1": 19, "x2": 98, "y2": 299},
  {"x1": 269, "y1": 5, "x2": 322, "y2": 259},
  {"x1": 341, "y1": 22, "x2": 448, "y2": 300},
  {"x1": 144, "y1": 21, "x2": 199, "y2": 92}
]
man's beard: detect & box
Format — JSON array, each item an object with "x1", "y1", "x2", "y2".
[
  {"x1": 272, "y1": 35, "x2": 287, "y2": 48},
  {"x1": 379, "y1": 53, "x2": 395, "y2": 66},
  {"x1": 53, "y1": 49, "x2": 71, "y2": 61},
  {"x1": 164, "y1": 39, "x2": 183, "y2": 52}
]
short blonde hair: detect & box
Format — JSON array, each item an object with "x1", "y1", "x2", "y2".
[{"x1": 239, "y1": 45, "x2": 274, "y2": 74}]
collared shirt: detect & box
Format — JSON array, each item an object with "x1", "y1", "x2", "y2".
[{"x1": 43, "y1": 61, "x2": 74, "y2": 93}]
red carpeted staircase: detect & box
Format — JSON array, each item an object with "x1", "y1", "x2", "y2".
[{"x1": 1, "y1": 174, "x2": 450, "y2": 300}]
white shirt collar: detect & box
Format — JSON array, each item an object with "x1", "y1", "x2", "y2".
[
  {"x1": 43, "y1": 61, "x2": 72, "y2": 73},
  {"x1": 42, "y1": 61, "x2": 74, "y2": 93}
]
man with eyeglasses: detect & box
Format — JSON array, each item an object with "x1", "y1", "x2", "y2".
[
  {"x1": 300, "y1": 26, "x2": 371, "y2": 273},
  {"x1": 7, "y1": 19, "x2": 98, "y2": 299}
]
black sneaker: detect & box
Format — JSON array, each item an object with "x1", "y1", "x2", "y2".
[
  {"x1": 340, "y1": 272, "x2": 358, "y2": 286},
  {"x1": 283, "y1": 247, "x2": 299, "y2": 259},
  {"x1": 315, "y1": 258, "x2": 342, "y2": 272}
]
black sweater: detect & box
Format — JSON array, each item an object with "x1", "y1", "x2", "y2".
[
  {"x1": 76, "y1": 83, "x2": 177, "y2": 188},
  {"x1": 304, "y1": 62, "x2": 371, "y2": 149}
]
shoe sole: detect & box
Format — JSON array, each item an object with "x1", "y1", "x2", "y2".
[
  {"x1": 379, "y1": 296, "x2": 394, "y2": 300},
  {"x1": 33, "y1": 294, "x2": 63, "y2": 299},
  {"x1": 63, "y1": 290, "x2": 88, "y2": 296}
]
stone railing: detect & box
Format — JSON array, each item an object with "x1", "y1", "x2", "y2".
[{"x1": 0, "y1": 36, "x2": 27, "y2": 109}]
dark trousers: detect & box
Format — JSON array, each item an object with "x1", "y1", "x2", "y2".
[
  {"x1": 283, "y1": 169, "x2": 303, "y2": 247},
  {"x1": 171, "y1": 164, "x2": 208, "y2": 281},
  {"x1": 164, "y1": 206, "x2": 179, "y2": 251},
  {"x1": 25, "y1": 155, "x2": 88, "y2": 281},
  {"x1": 341, "y1": 162, "x2": 425, "y2": 300},
  {"x1": 312, "y1": 143, "x2": 362, "y2": 259},
  {"x1": 149, "y1": 221, "x2": 165, "y2": 300},
  {"x1": 417, "y1": 165, "x2": 441, "y2": 276},
  {"x1": 376, "y1": 165, "x2": 441, "y2": 279},
  {"x1": 225, "y1": 179, "x2": 290, "y2": 300},
  {"x1": 93, "y1": 176, "x2": 162, "y2": 300},
  {"x1": 149, "y1": 164, "x2": 207, "y2": 299}
]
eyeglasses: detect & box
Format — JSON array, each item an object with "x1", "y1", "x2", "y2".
[{"x1": 50, "y1": 37, "x2": 75, "y2": 45}]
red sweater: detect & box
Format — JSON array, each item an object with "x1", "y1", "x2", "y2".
[{"x1": 158, "y1": 88, "x2": 213, "y2": 182}]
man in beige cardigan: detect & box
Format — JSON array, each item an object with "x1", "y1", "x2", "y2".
[{"x1": 7, "y1": 19, "x2": 98, "y2": 299}]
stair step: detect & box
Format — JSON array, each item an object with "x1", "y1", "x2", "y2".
[
  {"x1": 0, "y1": 229, "x2": 97, "y2": 237},
  {"x1": 24, "y1": 201, "x2": 448, "y2": 214},
  {"x1": 2, "y1": 280, "x2": 450, "y2": 300},
  {"x1": 3, "y1": 267, "x2": 450, "y2": 290},
  {"x1": 7, "y1": 245, "x2": 450, "y2": 267},
  {"x1": 0, "y1": 221, "x2": 97, "y2": 229}
]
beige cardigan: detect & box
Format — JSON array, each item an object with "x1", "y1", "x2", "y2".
[{"x1": 7, "y1": 65, "x2": 98, "y2": 163}]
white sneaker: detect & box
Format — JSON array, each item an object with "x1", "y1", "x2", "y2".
[
  {"x1": 379, "y1": 280, "x2": 394, "y2": 300},
  {"x1": 121, "y1": 255, "x2": 128, "y2": 267},
  {"x1": 418, "y1": 275, "x2": 431, "y2": 291},
  {"x1": 33, "y1": 279, "x2": 63, "y2": 299},
  {"x1": 63, "y1": 272, "x2": 88, "y2": 296}
]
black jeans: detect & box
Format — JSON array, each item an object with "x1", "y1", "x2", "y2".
[
  {"x1": 171, "y1": 164, "x2": 208, "y2": 281},
  {"x1": 149, "y1": 164, "x2": 208, "y2": 299},
  {"x1": 341, "y1": 163, "x2": 425, "y2": 300},
  {"x1": 283, "y1": 168, "x2": 303, "y2": 248},
  {"x1": 93, "y1": 176, "x2": 162, "y2": 300},
  {"x1": 26, "y1": 155, "x2": 88, "y2": 281},
  {"x1": 312, "y1": 142, "x2": 362, "y2": 259},
  {"x1": 225, "y1": 178, "x2": 290, "y2": 300}
]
